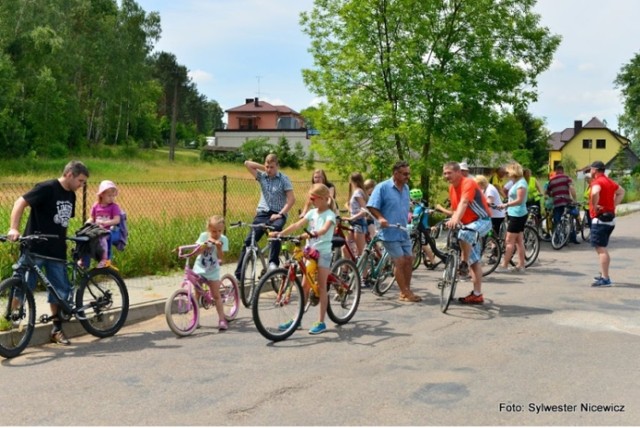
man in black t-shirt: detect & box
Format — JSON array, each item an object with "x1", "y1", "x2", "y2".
[{"x1": 8, "y1": 160, "x2": 90, "y2": 345}]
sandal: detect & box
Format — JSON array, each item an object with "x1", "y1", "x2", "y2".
[{"x1": 398, "y1": 294, "x2": 422, "y2": 303}]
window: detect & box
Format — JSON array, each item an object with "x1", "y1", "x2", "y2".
[
  {"x1": 582, "y1": 139, "x2": 592, "y2": 149},
  {"x1": 596, "y1": 139, "x2": 606, "y2": 149}
]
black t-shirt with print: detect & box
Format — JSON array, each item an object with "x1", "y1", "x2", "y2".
[{"x1": 23, "y1": 179, "x2": 76, "y2": 258}]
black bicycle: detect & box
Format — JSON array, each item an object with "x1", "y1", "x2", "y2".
[
  {"x1": 0, "y1": 234, "x2": 129, "y2": 359},
  {"x1": 410, "y1": 203, "x2": 449, "y2": 271}
]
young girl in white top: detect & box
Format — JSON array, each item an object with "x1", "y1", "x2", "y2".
[
  {"x1": 344, "y1": 172, "x2": 368, "y2": 257},
  {"x1": 193, "y1": 215, "x2": 230, "y2": 330},
  {"x1": 274, "y1": 183, "x2": 336, "y2": 335}
]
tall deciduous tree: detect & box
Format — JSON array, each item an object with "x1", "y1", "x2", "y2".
[
  {"x1": 301, "y1": 0, "x2": 560, "y2": 197},
  {"x1": 615, "y1": 53, "x2": 640, "y2": 154}
]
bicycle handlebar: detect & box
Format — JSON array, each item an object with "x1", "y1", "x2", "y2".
[
  {"x1": 0, "y1": 233, "x2": 59, "y2": 244},
  {"x1": 229, "y1": 221, "x2": 276, "y2": 230}
]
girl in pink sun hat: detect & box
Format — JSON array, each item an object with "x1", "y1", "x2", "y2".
[{"x1": 89, "y1": 180, "x2": 122, "y2": 267}]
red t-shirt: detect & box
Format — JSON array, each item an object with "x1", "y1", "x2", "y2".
[
  {"x1": 589, "y1": 174, "x2": 619, "y2": 218},
  {"x1": 449, "y1": 177, "x2": 491, "y2": 224}
]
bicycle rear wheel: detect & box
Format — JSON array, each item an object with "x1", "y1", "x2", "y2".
[
  {"x1": 374, "y1": 252, "x2": 396, "y2": 296},
  {"x1": 165, "y1": 288, "x2": 199, "y2": 337},
  {"x1": 581, "y1": 215, "x2": 591, "y2": 241},
  {"x1": 551, "y1": 219, "x2": 570, "y2": 250},
  {"x1": 327, "y1": 259, "x2": 361, "y2": 325},
  {"x1": 0, "y1": 278, "x2": 35, "y2": 359},
  {"x1": 220, "y1": 274, "x2": 240, "y2": 321},
  {"x1": 252, "y1": 268, "x2": 303, "y2": 342},
  {"x1": 522, "y1": 226, "x2": 540, "y2": 267},
  {"x1": 240, "y1": 250, "x2": 266, "y2": 308},
  {"x1": 76, "y1": 267, "x2": 129, "y2": 338},
  {"x1": 411, "y1": 233, "x2": 422, "y2": 270},
  {"x1": 440, "y1": 252, "x2": 459, "y2": 313},
  {"x1": 481, "y1": 235, "x2": 501, "y2": 276}
]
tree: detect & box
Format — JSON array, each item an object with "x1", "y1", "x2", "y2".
[
  {"x1": 615, "y1": 53, "x2": 640, "y2": 154},
  {"x1": 301, "y1": 0, "x2": 560, "y2": 200}
]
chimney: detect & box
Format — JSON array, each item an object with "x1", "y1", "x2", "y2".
[
  {"x1": 245, "y1": 98, "x2": 254, "y2": 105},
  {"x1": 254, "y1": 97, "x2": 260, "y2": 107},
  {"x1": 574, "y1": 120, "x2": 582, "y2": 133}
]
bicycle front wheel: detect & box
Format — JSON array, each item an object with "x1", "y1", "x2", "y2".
[
  {"x1": 240, "y1": 250, "x2": 266, "y2": 308},
  {"x1": 551, "y1": 219, "x2": 570, "y2": 250},
  {"x1": 220, "y1": 274, "x2": 240, "y2": 321},
  {"x1": 252, "y1": 268, "x2": 303, "y2": 342},
  {"x1": 522, "y1": 226, "x2": 540, "y2": 267},
  {"x1": 327, "y1": 259, "x2": 361, "y2": 325},
  {"x1": 0, "y1": 278, "x2": 35, "y2": 359},
  {"x1": 76, "y1": 267, "x2": 129, "y2": 338},
  {"x1": 374, "y1": 252, "x2": 396, "y2": 296},
  {"x1": 481, "y1": 235, "x2": 501, "y2": 277},
  {"x1": 165, "y1": 288, "x2": 199, "y2": 337},
  {"x1": 440, "y1": 252, "x2": 459, "y2": 313}
]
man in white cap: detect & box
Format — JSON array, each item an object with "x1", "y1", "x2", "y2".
[{"x1": 459, "y1": 162, "x2": 474, "y2": 178}]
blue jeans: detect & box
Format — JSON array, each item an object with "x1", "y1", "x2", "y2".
[
  {"x1": 17, "y1": 255, "x2": 73, "y2": 304},
  {"x1": 234, "y1": 211, "x2": 287, "y2": 279}
]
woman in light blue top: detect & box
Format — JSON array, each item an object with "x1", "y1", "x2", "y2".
[{"x1": 497, "y1": 162, "x2": 528, "y2": 272}]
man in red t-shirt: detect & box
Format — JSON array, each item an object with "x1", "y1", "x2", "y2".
[
  {"x1": 443, "y1": 162, "x2": 492, "y2": 304},
  {"x1": 588, "y1": 161, "x2": 625, "y2": 287}
]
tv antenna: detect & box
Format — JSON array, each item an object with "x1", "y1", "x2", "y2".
[{"x1": 256, "y1": 75, "x2": 269, "y2": 98}]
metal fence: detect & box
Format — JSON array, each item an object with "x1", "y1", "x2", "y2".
[{"x1": 0, "y1": 177, "x2": 348, "y2": 278}]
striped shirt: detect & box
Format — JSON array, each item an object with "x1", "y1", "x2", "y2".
[
  {"x1": 255, "y1": 170, "x2": 293, "y2": 213},
  {"x1": 547, "y1": 173, "x2": 573, "y2": 207}
]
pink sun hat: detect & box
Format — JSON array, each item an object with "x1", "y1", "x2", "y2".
[{"x1": 97, "y1": 180, "x2": 118, "y2": 196}]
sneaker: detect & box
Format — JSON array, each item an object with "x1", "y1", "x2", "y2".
[
  {"x1": 508, "y1": 266, "x2": 526, "y2": 274},
  {"x1": 278, "y1": 319, "x2": 295, "y2": 331},
  {"x1": 268, "y1": 262, "x2": 278, "y2": 271},
  {"x1": 308, "y1": 321, "x2": 327, "y2": 335},
  {"x1": 458, "y1": 261, "x2": 470, "y2": 277},
  {"x1": 50, "y1": 330, "x2": 71, "y2": 345},
  {"x1": 591, "y1": 277, "x2": 612, "y2": 287},
  {"x1": 458, "y1": 292, "x2": 484, "y2": 304},
  {"x1": 218, "y1": 319, "x2": 228, "y2": 330},
  {"x1": 593, "y1": 273, "x2": 602, "y2": 281},
  {"x1": 495, "y1": 266, "x2": 509, "y2": 273}
]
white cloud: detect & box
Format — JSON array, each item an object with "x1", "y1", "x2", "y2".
[
  {"x1": 188, "y1": 69, "x2": 213, "y2": 84},
  {"x1": 549, "y1": 59, "x2": 565, "y2": 71}
]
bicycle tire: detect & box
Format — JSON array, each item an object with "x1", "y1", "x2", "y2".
[
  {"x1": 374, "y1": 252, "x2": 396, "y2": 296},
  {"x1": 327, "y1": 258, "x2": 361, "y2": 325},
  {"x1": 581, "y1": 215, "x2": 591, "y2": 241},
  {"x1": 481, "y1": 235, "x2": 501, "y2": 276},
  {"x1": 0, "y1": 278, "x2": 36, "y2": 359},
  {"x1": 440, "y1": 251, "x2": 459, "y2": 313},
  {"x1": 411, "y1": 233, "x2": 422, "y2": 271},
  {"x1": 240, "y1": 250, "x2": 265, "y2": 308},
  {"x1": 252, "y1": 268, "x2": 304, "y2": 342},
  {"x1": 522, "y1": 225, "x2": 541, "y2": 267},
  {"x1": 551, "y1": 218, "x2": 569, "y2": 250},
  {"x1": 356, "y1": 249, "x2": 373, "y2": 290},
  {"x1": 165, "y1": 288, "x2": 199, "y2": 337},
  {"x1": 220, "y1": 273, "x2": 240, "y2": 321},
  {"x1": 76, "y1": 267, "x2": 129, "y2": 338}
]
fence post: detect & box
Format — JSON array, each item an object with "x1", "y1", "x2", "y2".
[
  {"x1": 82, "y1": 183, "x2": 87, "y2": 223},
  {"x1": 223, "y1": 175, "x2": 227, "y2": 230}
]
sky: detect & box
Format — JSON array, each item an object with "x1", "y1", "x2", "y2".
[{"x1": 134, "y1": 0, "x2": 640, "y2": 135}]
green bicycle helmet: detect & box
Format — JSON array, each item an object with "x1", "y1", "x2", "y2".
[{"x1": 409, "y1": 188, "x2": 423, "y2": 201}]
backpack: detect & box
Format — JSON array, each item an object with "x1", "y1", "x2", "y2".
[
  {"x1": 111, "y1": 211, "x2": 129, "y2": 251},
  {"x1": 412, "y1": 203, "x2": 430, "y2": 232}
]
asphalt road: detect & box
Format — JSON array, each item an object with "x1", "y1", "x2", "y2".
[{"x1": 1, "y1": 212, "x2": 639, "y2": 425}]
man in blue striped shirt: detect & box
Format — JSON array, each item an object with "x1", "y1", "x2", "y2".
[{"x1": 235, "y1": 154, "x2": 296, "y2": 279}]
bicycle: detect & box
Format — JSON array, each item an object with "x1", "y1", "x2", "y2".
[
  {"x1": 551, "y1": 202, "x2": 581, "y2": 250},
  {"x1": 580, "y1": 203, "x2": 591, "y2": 241},
  {"x1": 165, "y1": 244, "x2": 239, "y2": 337},
  {"x1": 230, "y1": 221, "x2": 278, "y2": 308},
  {"x1": 487, "y1": 204, "x2": 541, "y2": 269},
  {"x1": 438, "y1": 225, "x2": 480, "y2": 313},
  {"x1": 251, "y1": 234, "x2": 361, "y2": 342},
  {"x1": 410, "y1": 209, "x2": 449, "y2": 271},
  {"x1": 0, "y1": 234, "x2": 129, "y2": 359},
  {"x1": 526, "y1": 205, "x2": 552, "y2": 242}
]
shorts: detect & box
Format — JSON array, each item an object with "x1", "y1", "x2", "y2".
[
  {"x1": 317, "y1": 251, "x2": 332, "y2": 269},
  {"x1": 198, "y1": 267, "x2": 221, "y2": 281},
  {"x1": 458, "y1": 218, "x2": 492, "y2": 265},
  {"x1": 590, "y1": 222, "x2": 615, "y2": 248},
  {"x1": 506, "y1": 214, "x2": 527, "y2": 233},
  {"x1": 350, "y1": 218, "x2": 367, "y2": 234},
  {"x1": 382, "y1": 239, "x2": 413, "y2": 260}
]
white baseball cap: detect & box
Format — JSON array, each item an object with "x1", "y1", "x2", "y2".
[
  {"x1": 459, "y1": 162, "x2": 469, "y2": 171},
  {"x1": 97, "y1": 180, "x2": 118, "y2": 196}
]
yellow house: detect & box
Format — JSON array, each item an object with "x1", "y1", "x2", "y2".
[{"x1": 547, "y1": 117, "x2": 638, "y2": 171}]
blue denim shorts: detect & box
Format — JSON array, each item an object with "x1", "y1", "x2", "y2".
[
  {"x1": 458, "y1": 218, "x2": 492, "y2": 265},
  {"x1": 382, "y1": 239, "x2": 413, "y2": 259},
  {"x1": 590, "y1": 222, "x2": 615, "y2": 248},
  {"x1": 317, "y1": 251, "x2": 332, "y2": 269}
]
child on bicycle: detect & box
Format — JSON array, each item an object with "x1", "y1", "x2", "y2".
[
  {"x1": 193, "y1": 215, "x2": 230, "y2": 330},
  {"x1": 273, "y1": 183, "x2": 336, "y2": 335},
  {"x1": 89, "y1": 180, "x2": 122, "y2": 267}
]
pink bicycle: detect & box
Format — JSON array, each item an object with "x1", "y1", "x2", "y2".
[{"x1": 165, "y1": 244, "x2": 239, "y2": 336}]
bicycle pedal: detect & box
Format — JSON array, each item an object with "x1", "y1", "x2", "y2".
[{"x1": 39, "y1": 314, "x2": 51, "y2": 324}]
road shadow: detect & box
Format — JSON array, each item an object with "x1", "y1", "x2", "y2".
[{"x1": 442, "y1": 298, "x2": 553, "y2": 321}]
